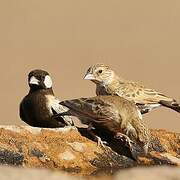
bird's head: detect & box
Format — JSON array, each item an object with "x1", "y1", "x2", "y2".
[
  {"x1": 28, "y1": 69, "x2": 53, "y2": 90},
  {"x1": 84, "y1": 63, "x2": 115, "y2": 85}
]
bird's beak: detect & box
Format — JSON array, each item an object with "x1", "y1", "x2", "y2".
[
  {"x1": 29, "y1": 76, "x2": 39, "y2": 85},
  {"x1": 84, "y1": 73, "x2": 95, "y2": 80}
]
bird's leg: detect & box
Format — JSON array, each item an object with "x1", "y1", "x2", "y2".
[
  {"x1": 95, "y1": 136, "x2": 108, "y2": 148},
  {"x1": 115, "y1": 132, "x2": 134, "y2": 150},
  {"x1": 87, "y1": 124, "x2": 107, "y2": 148}
]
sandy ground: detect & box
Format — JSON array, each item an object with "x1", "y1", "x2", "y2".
[{"x1": 0, "y1": 1, "x2": 179, "y2": 131}]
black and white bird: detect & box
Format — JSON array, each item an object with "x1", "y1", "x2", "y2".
[{"x1": 20, "y1": 69, "x2": 73, "y2": 128}]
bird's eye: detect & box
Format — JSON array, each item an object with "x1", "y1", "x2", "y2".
[
  {"x1": 87, "y1": 67, "x2": 91, "y2": 73},
  {"x1": 98, "y1": 70, "x2": 103, "y2": 74}
]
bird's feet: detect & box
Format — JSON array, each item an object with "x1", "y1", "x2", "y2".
[
  {"x1": 86, "y1": 124, "x2": 108, "y2": 148},
  {"x1": 115, "y1": 132, "x2": 134, "y2": 150},
  {"x1": 95, "y1": 136, "x2": 108, "y2": 148}
]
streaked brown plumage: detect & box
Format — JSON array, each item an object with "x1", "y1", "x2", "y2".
[
  {"x1": 84, "y1": 63, "x2": 180, "y2": 114},
  {"x1": 54, "y1": 95, "x2": 150, "y2": 154}
]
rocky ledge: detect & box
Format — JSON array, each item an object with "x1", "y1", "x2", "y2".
[{"x1": 0, "y1": 125, "x2": 179, "y2": 176}]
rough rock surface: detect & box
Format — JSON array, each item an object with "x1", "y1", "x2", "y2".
[{"x1": 0, "y1": 125, "x2": 179, "y2": 176}]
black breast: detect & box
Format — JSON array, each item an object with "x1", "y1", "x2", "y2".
[{"x1": 20, "y1": 91, "x2": 64, "y2": 128}]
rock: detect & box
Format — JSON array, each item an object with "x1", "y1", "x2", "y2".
[{"x1": 0, "y1": 125, "x2": 179, "y2": 176}]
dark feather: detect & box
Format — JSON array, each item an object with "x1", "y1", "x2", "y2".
[{"x1": 159, "y1": 100, "x2": 180, "y2": 113}]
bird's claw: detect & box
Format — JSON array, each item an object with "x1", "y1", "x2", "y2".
[
  {"x1": 96, "y1": 136, "x2": 107, "y2": 148},
  {"x1": 115, "y1": 133, "x2": 135, "y2": 148}
]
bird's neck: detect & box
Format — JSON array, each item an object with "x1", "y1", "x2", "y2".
[
  {"x1": 96, "y1": 74, "x2": 125, "y2": 95},
  {"x1": 29, "y1": 88, "x2": 54, "y2": 96},
  {"x1": 108, "y1": 73, "x2": 124, "y2": 86}
]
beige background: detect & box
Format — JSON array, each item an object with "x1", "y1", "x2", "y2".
[{"x1": 0, "y1": 1, "x2": 179, "y2": 131}]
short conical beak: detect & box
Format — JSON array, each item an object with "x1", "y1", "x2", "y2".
[{"x1": 84, "y1": 73, "x2": 95, "y2": 80}]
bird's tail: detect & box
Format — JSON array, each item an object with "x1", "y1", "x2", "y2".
[{"x1": 159, "y1": 99, "x2": 180, "y2": 113}]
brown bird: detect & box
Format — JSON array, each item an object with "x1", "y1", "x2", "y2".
[
  {"x1": 54, "y1": 95, "x2": 150, "y2": 154},
  {"x1": 20, "y1": 69, "x2": 73, "y2": 128},
  {"x1": 84, "y1": 63, "x2": 180, "y2": 114}
]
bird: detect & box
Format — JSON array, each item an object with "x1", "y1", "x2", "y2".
[
  {"x1": 20, "y1": 69, "x2": 73, "y2": 128},
  {"x1": 53, "y1": 95, "x2": 150, "y2": 154},
  {"x1": 84, "y1": 63, "x2": 180, "y2": 114}
]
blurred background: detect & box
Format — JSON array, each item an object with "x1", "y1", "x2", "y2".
[{"x1": 0, "y1": 0, "x2": 179, "y2": 131}]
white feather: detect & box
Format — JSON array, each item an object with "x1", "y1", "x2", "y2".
[
  {"x1": 144, "y1": 104, "x2": 161, "y2": 111},
  {"x1": 44, "y1": 75, "x2": 52, "y2": 88},
  {"x1": 46, "y1": 95, "x2": 73, "y2": 125}
]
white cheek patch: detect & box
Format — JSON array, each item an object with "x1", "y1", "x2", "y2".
[
  {"x1": 44, "y1": 75, "x2": 52, "y2": 88},
  {"x1": 29, "y1": 76, "x2": 39, "y2": 85}
]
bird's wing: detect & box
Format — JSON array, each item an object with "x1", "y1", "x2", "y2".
[
  {"x1": 49, "y1": 97, "x2": 73, "y2": 125},
  {"x1": 116, "y1": 81, "x2": 173, "y2": 104},
  {"x1": 60, "y1": 97, "x2": 120, "y2": 124},
  {"x1": 51, "y1": 97, "x2": 68, "y2": 113}
]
